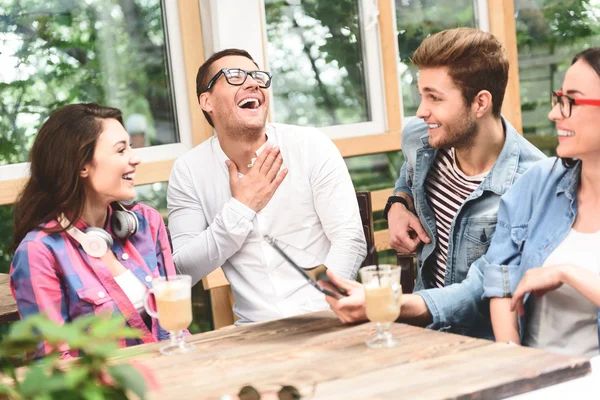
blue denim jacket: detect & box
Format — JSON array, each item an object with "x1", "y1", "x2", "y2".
[
  {"x1": 394, "y1": 118, "x2": 545, "y2": 338},
  {"x1": 482, "y1": 158, "x2": 600, "y2": 346}
]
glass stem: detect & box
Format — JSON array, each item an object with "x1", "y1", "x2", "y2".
[
  {"x1": 375, "y1": 322, "x2": 384, "y2": 338},
  {"x1": 169, "y1": 330, "x2": 185, "y2": 348}
]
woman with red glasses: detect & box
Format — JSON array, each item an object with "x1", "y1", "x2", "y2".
[{"x1": 481, "y1": 47, "x2": 600, "y2": 357}]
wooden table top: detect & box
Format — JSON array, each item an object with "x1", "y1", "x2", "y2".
[
  {"x1": 0, "y1": 273, "x2": 18, "y2": 325},
  {"x1": 114, "y1": 311, "x2": 591, "y2": 400}
]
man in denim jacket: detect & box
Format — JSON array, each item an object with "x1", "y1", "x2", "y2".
[{"x1": 323, "y1": 28, "x2": 545, "y2": 339}]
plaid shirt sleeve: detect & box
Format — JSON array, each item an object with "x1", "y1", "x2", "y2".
[{"x1": 10, "y1": 240, "x2": 72, "y2": 358}]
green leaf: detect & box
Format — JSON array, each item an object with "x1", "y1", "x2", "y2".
[
  {"x1": 63, "y1": 367, "x2": 90, "y2": 388},
  {"x1": 82, "y1": 341, "x2": 119, "y2": 358},
  {"x1": 108, "y1": 364, "x2": 148, "y2": 400},
  {"x1": 31, "y1": 318, "x2": 83, "y2": 346},
  {"x1": 18, "y1": 364, "x2": 71, "y2": 397},
  {"x1": 81, "y1": 383, "x2": 105, "y2": 400},
  {"x1": 6, "y1": 315, "x2": 38, "y2": 339},
  {"x1": 0, "y1": 382, "x2": 22, "y2": 399},
  {"x1": 96, "y1": 327, "x2": 143, "y2": 341},
  {"x1": 90, "y1": 316, "x2": 128, "y2": 338},
  {"x1": 72, "y1": 314, "x2": 100, "y2": 330},
  {"x1": 0, "y1": 337, "x2": 40, "y2": 358}
]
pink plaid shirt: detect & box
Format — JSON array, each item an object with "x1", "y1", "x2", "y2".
[{"x1": 10, "y1": 204, "x2": 177, "y2": 358}]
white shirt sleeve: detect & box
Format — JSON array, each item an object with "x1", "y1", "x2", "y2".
[
  {"x1": 167, "y1": 159, "x2": 256, "y2": 286},
  {"x1": 309, "y1": 131, "x2": 367, "y2": 279}
]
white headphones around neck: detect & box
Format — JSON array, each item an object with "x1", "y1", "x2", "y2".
[{"x1": 60, "y1": 203, "x2": 139, "y2": 258}]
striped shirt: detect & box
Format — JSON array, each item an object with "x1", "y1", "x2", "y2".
[
  {"x1": 425, "y1": 149, "x2": 488, "y2": 288},
  {"x1": 10, "y1": 204, "x2": 176, "y2": 358}
]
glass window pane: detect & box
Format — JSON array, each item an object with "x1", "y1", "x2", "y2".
[
  {"x1": 0, "y1": 0, "x2": 179, "y2": 167},
  {"x1": 515, "y1": 0, "x2": 600, "y2": 156},
  {"x1": 345, "y1": 151, "x2": 404, "y2": 191},
  {"x1": 264, "y1": 0, "x2": 370, "y2": 127},
  {"x1": 396, "y1": 0, "x2": 478, "y2": 116}
]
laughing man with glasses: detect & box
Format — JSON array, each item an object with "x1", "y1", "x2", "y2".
[{"x1": 167, "y1": 49, "x2": 367, "y2": 324}]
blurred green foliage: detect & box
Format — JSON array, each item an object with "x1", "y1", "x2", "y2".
[{"x1": 0, "y1": 313, "x2": 149, "y2": 399}]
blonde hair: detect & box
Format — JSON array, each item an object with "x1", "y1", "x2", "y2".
[{"x1": 412, "y1": 27, "x2": 509, "y2": 117}]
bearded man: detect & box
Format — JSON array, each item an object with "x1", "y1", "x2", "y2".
[{"x1": 323, "y1": 28, "x2": 545, "y2": 339}]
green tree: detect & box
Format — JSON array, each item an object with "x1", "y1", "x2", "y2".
[{"x1": 265, "y1": 0, "x2": 368, "y2": 126}]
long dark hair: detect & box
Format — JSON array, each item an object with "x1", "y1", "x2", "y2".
[
  {"x1": 561, "y1": 47, "x2": 600, "y2": 168},
  {"x1": 12, "y1": 103, "x2": 124, "y2": 251}
]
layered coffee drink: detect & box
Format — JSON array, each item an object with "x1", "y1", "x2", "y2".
[
  {"x1": 359, "y1": 265, "x2": 402, "y2": 348},
  {"x1": 365, "y1": 285, "x2": 402, "y2": 323},
  {"x1": 144, "y1": 274, "x2": 195, "y2": 355},
  {"x1": 155, "y1": 281, "x2": 193, "y2": 332}
]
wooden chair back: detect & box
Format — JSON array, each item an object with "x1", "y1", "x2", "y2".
[
  {"x1": 201, "y1": 269, "x2": 236, "y2": 329},
  {"x1": 355, "y1": 191, "x2": 377, "y2": 267}
]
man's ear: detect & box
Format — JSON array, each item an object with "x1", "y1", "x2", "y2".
[
  {"x1": 199, "y1": 92, "x2": 213, "y2": 114},
  {"x1": 472, "y1": 90, "x2": 493, "y2": 118}
]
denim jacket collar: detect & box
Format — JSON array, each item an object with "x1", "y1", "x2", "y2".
[
  {"x1": 556, "y1": 160, "x2": 581, "y2": 200},
  {"x1": 417, "y1": 117, "x2": 522, "y2": 196}
]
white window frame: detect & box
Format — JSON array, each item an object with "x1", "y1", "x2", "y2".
[
  {"x1": 200, "y1": 0, "x2": 388, "y2": 140},
  {"x1": 0, "y1": 0, "x2": 194, "y2": 182}
]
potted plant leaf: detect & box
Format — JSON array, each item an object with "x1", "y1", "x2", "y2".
[{"x1": 0, "y1": 313, "x2": 155, "y2": 399}]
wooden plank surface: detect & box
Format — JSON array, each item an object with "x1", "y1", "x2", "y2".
[
  {"x1": 115, "y1": 311, "x2": 590, "y2": 400},
  {"x1": 0, "y1": 273, "x2": 19, "y2": 325}
]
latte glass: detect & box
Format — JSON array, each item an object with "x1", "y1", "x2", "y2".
[
  {"x1": 143, "y1": 274, "x2": 195, "y2": 355},
  {"x1": 360, "y1": 265, "x2": 402, "y2": 348}
]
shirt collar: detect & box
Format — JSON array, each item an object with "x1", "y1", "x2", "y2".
[
  {"x1": 556, "y1": 160, "x2": 581, "y2": 200},
  {"x1": 480, "y1": 117, "x2": 521, "y2": 194}
]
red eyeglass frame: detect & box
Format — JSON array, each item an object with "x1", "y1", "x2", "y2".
[{"x1": 553, "y1": 91, "x2": 600, "y2": 107}]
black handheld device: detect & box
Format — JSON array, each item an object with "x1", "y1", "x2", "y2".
[{"x1": 263, "y1": 235, "x2": 347, "y2": 299}]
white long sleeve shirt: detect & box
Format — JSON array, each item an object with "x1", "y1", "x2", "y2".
[{"x1": 167, "y1": 123, "x2": 366, "y2": 324}]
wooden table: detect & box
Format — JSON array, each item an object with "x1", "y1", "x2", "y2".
[
  {"x1": 0, "y1": 273, "x2": 18, "y2": 325},
  {"x1": 115, "y1": 311, "x2": 591, "y2": 400}
]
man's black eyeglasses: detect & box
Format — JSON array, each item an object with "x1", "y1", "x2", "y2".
[
  {"x1": 552, "y1": 91, "x2": 600, "y2": 118},
  {"x1": 202, "y1": 68, "x2": 272, "y2": 93}
]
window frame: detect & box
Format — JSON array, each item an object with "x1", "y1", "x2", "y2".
[{"x1": 202, "y1": 0, "x2": 388, "y2": 139}]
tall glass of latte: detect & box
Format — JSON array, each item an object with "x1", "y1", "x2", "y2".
[
  {"x1": 360, "y1": 265, "x2": 402, "y2": 348},
  {"x1": 143, "y1": 274, "x2": 195, "y2": 355}
]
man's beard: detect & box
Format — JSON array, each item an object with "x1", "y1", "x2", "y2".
[
  {"x1": 430, "y1": 113, "x2": 478, "y2": 150},
  {"x1": 222, "y1": 113, "x2": 267, "y2": 143}
]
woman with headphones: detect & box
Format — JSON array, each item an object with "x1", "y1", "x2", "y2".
[{"x1": 10, "y1": 103, "x2": 176, "y2": 358}]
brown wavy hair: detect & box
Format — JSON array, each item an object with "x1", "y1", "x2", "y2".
[
  {"x1": 411, "y1": 27, "x2": 509, "y2": 117},
  {"x1": 12, "y1": 103, "x2": 124, "y2": 251}
]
